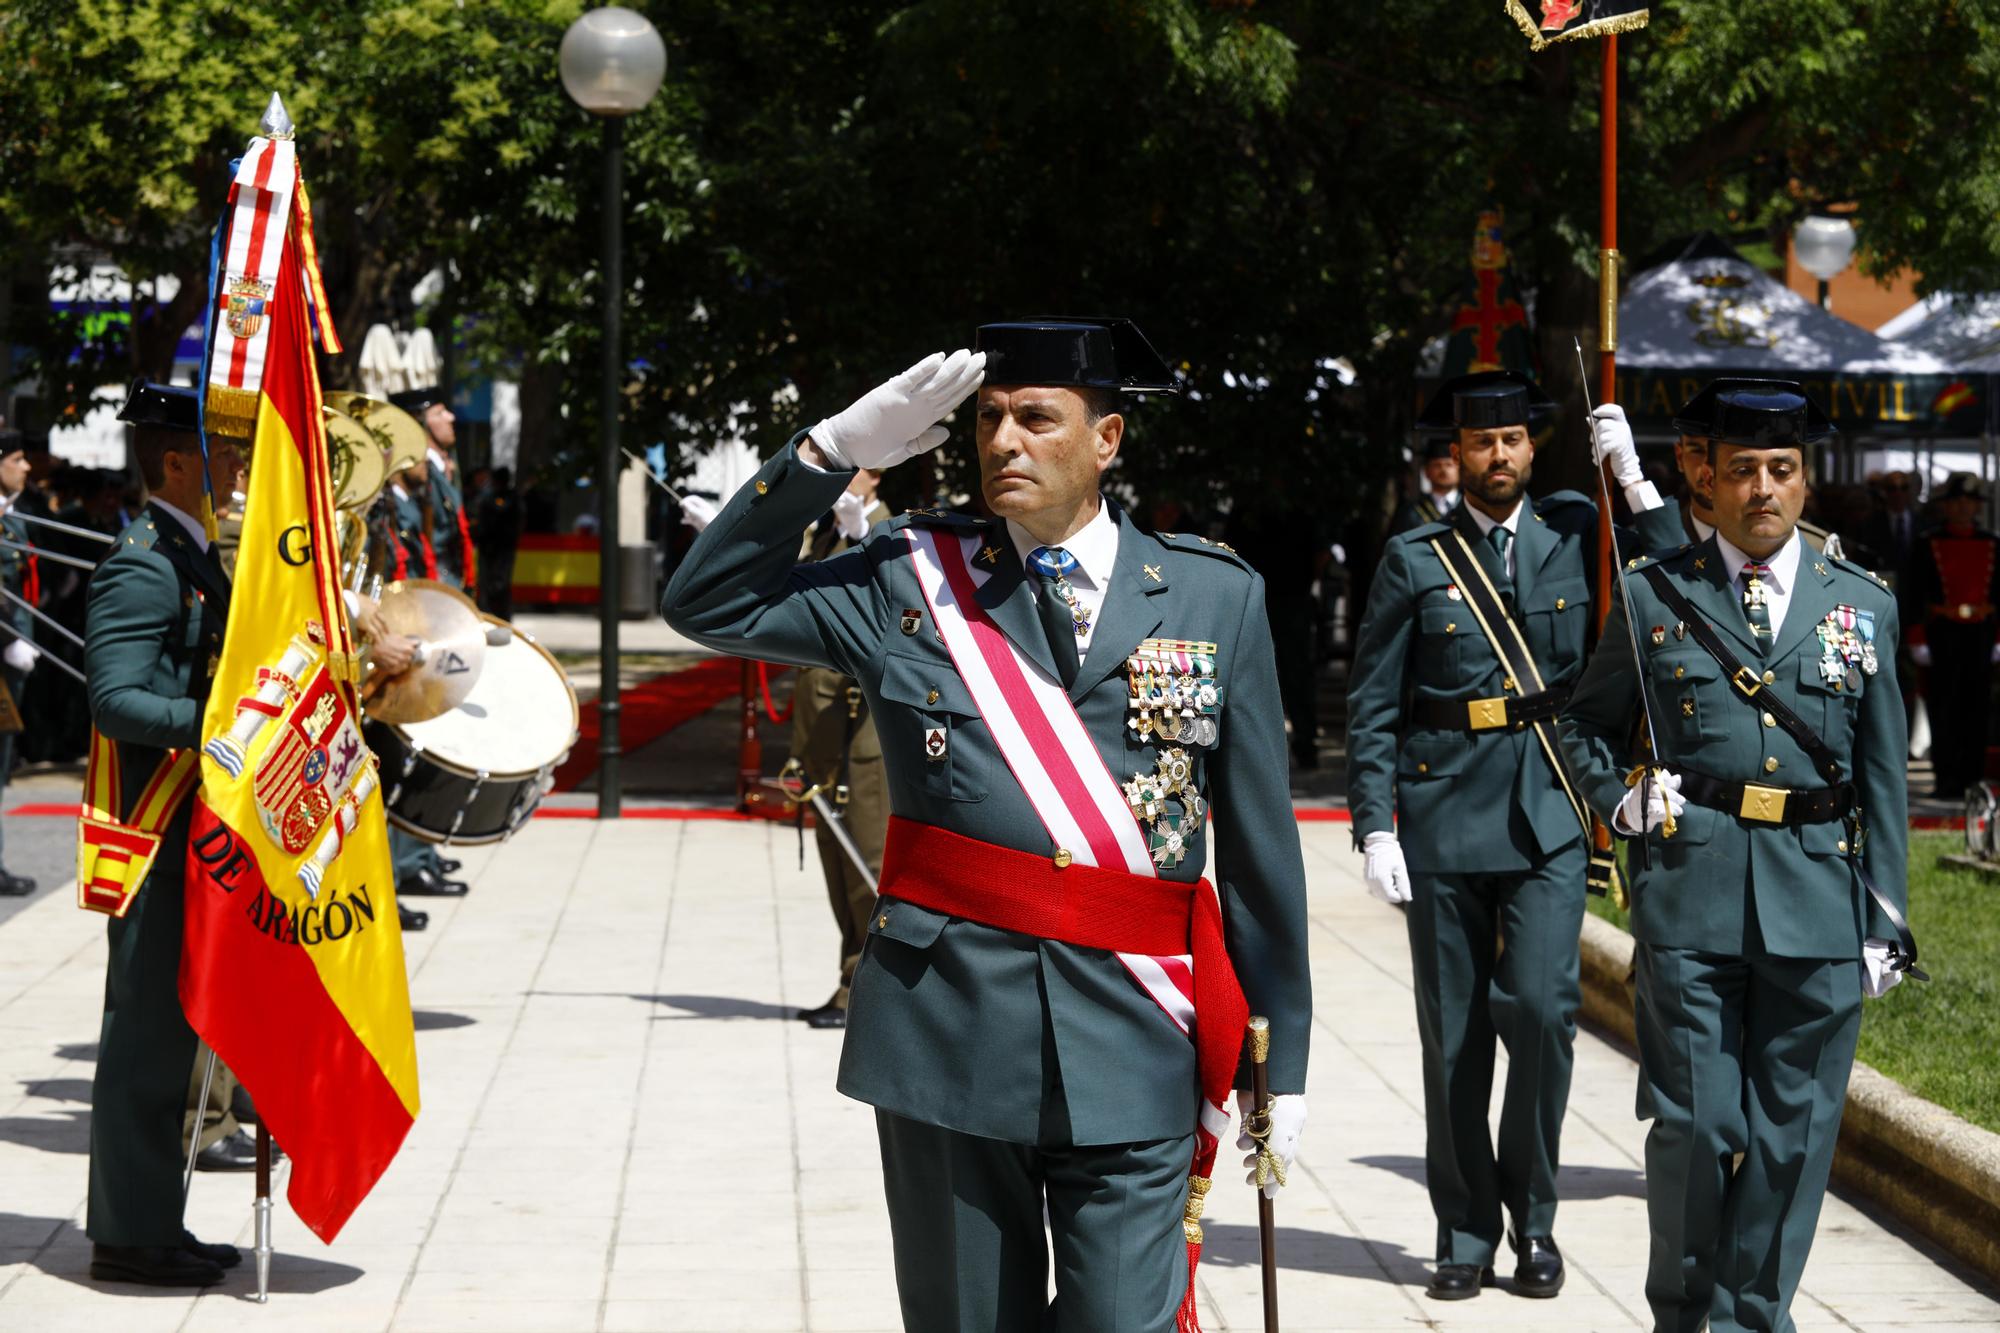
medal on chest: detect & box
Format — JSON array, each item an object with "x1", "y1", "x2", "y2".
[
  {"x1": 1815, "y1": 604, "x2": 1878, "y2": 686},
  {"x1": 1121, "y1": 746, "x2": 1205, "y2": 869},
  {"x1": 1126, "y1": 637, "x2": 1221, "y2": 749}
]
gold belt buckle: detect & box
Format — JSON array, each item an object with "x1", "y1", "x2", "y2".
[
  {"x1": 1731, "y1": 666, "x2": 1763, "y2": 697},
  {"x1": 1738, "y1": 784, "x2": 1788, "y2": 823},
  {"x1": 1960, "y1": 602, "x2": 1977, "y2": 621},
  {"x1": 1466, "y1": 697, "x2": 1509, "y2": 730}
]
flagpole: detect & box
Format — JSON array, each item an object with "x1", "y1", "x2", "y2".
[{"x1": 1596, "y1": 33, "x2": 1620, "y2": 628}]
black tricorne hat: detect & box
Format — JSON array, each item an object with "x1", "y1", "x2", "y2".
[
  {"x1": 0, "y1": 429, "x2": 23, "y2": 460},
  {"x1": 389, "y1": 385, "x2": 443, "y2": 415},
  {"x1": 1672, "y1": 378, "x2": 1834, "y2": 448},
  {"x1": 1416, "y1": 370, "x2": 1554, "y2": 433},
  {"x1": 116, "y1": 379, "x2": 202, "y2": 434},
  {"x1": 974, "y1": 318, "x2": 1180, "y2": 396},
  {"x1": 1940, "y1": 471, "x2": 1988, "y2": 502},
  {"x1": 1417, "y1": 432, "x2": 1455, "y2": 461}
]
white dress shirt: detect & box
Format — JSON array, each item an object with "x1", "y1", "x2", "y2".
[
  {"x1": 150, "y1": 497, "x2": 211, "y2": 552},
  {"x1": 1430, "y1": 487, "x2": 1459, "y2": 513},
  {"x1": 1461, "y1": 498, "x2": 1526, "y2": 578},
  {"x1": 1715, "y1": 530, "x2": 1802, "y2": 638},
  {"x1": 1690, "y1": 511, "x2": 1717, "y2": 542},
  {"x1": 1008, "y1": 501, "x2": 1119, "y2": 662}
]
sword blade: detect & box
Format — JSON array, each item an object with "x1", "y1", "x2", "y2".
[{"x1": 806, "y1": 789, "x2": 879, "y2": 894}]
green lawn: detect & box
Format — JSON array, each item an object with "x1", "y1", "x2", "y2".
[{"x1": 1585, "y1": 833, "x2": 2000, "y2": 1134}]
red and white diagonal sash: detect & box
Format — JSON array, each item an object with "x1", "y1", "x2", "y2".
[{"x1": 905, "y1": 526, "x2": 1197, "y2": 1033}]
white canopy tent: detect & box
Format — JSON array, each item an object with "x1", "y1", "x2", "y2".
[{"x1": 1877, "y1": 292, "x2": 2000, "y2": 372}]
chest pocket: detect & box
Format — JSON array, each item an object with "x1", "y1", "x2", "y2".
[
  {"x1": 879, "y1": 651, "x2": 987, "y2": 804},
  {"x1": 1653, "y1": 650, "x2": 1728, "y2": 745},
  {"x1": 1523, "y1": 578, "x2": 1589, "y2": 676},
  {"x1": 1794, "y1": 651, "x2": 1863, "y2": 758}
]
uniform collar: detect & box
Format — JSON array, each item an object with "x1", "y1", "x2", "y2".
[
  {"x1": 1690, "y1": 511, "x2": 1716, "y2": 541},
  {"x1": 1431, "y1": 487, "x2": 1459, "y2": 508},
  {"x1": 1006, "y1": 498, "x2": 1119, "y2": 590},
  {"x1": 150, "y1": 496, "x2": 210, "y2": 552},
  {"x1": 1715, "y1": 529, "x2": 1801, "y2": 593},
  {"x1": 1461, "y1": 496, "x2": 1524, "y2": 539},
  {"x1": 428, "y1": 445, "x2": 450, "y2": 475}
]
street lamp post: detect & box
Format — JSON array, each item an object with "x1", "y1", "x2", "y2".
[
  {"x1": 561, "y1": 6, "x2": 666, "y2": 820},
  {"x1": 1795, "y1": 214, "x2": 1858, "y2": 313}
]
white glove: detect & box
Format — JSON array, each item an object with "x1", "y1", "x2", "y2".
[
  {"x1": 832, "y1": 490, "x2": 870, "y2": 541},
  {"x1": 2, "y1": 638, "x2": 38, "y2": 674},
  {"x1": 1591, "y1": 404, "x2": 1644, "y2": 487},
  {"x1": 1361, "y1": 831, "x2": 1411, "y2": 905},
  {"x1": 1236, "y1": 1092, "x2": 1307, "y2": 1200},
  {"x1": 1862, "y1": 937, "x2": 1906, "y2": 999},
  {"x1": 810, "y1": 349, "x2": 986, "y2": 471},
  {"x1": 1911, "y1": 643, "x2": 1933, "y2": 668},
  {"x1": 1614, "y1": 769, "x2": 1685, "y2": 835},
  {"x1": 679, "y1": 494, "x2": 719, "y2": 532}
]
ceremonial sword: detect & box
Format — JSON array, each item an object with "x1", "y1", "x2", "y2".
[
  {"x1": 1573, "y1": 338, "x2": 1675, "y2": 843},
  {"x1": 777, "y1": 757, "x2": 879, "y2": 893},
  {"x1": 620, "y1": 446, "x2": 687, "y2": 504}
]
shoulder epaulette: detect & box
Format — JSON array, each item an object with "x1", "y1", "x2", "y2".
[
  {"x1": 1622, "y1": 544, "x2": 1683, "y2": 573},
  {"x1": 899, "y1": 507, "x2": 989, "y2": 530},
  {"x1": 1536, "y1": 489, "x2": 1595, "y2": 513},
  {"x1": 117, "y1": 514, "x2": 161, "y2": 551},
  {"x1": 1826, "y1": 553, "x2": 1893, "y2": 591},
  {"x1": 1394, "y1": 519, "x2": 1454, "y2": 544},
  {"x1": 1153, "y1": 530, "x2": 1253, "y2": 570}
]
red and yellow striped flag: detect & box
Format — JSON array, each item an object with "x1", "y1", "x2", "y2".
[{"x1": 182, "y1": 130, "x2": 418, "y2": 1243}]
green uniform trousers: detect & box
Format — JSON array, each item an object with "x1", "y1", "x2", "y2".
[
  {"x1": 816, "y1": 760, "x2": 884, "y2": 1006},
  {"x1": 1634, "y1": 945, "x2": 1862, "y2": 1333},
  {"x1": 87, "y1": 814, "x2": 200, "y2": 1247},
  {"x1": 390, "y1": 826, "x2": 440, "y2": 881},
  {"x1": 1406, "y1": 841, "x2": 1585, "y2": 1264},
  {"x1": 877, "y1": 1111, "x2": 1193, "y2": 1333}
]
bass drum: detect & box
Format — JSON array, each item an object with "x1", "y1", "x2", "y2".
[{"x1": 365, "y1": 616, "x2": 578, "y2": 845}]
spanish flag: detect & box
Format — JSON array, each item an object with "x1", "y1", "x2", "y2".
[{"x1": 182, "y1": 114, "x2": 419, "y2": 1243}]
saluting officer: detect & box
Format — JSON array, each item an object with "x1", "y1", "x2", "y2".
[
  {"x1": 0, "y1": 431, "x2": 41, "y2": 895},
  {"x1": 84, "y1": 382, "x2": 242, "y2": 1286},
  {"x1": 1904, "y1": 471, "x2": 2000, "y2": 800},
  {"x1": 390, "y1": 386, "x2": 474, "y2": 591},
  {"x1": 665, "y1": 321, "x2": 1311, "y2": 1331},
  {"x1": 1346, "y1": 370, "x2": 1681, "y2": 1302},
  {"x1": 1560, "y1": 380, "x2": 1914, "y2": 1333}
]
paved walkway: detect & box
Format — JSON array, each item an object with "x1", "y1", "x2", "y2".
[{"x1": 0, "y1": 818, "x2": 1995, "y2": 1331}]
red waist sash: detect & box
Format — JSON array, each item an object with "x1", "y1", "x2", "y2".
[{"x1": 879, "y1": 815, "x2": 1249, "y2": 1110}]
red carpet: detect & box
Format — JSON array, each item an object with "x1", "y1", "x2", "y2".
[{"x1": 551, "y1": 657, "x2": 777, "y2": 793}]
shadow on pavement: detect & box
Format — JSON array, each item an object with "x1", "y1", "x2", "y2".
[
  {"x1": 20, "y1": 1077, "x2": 91, "y2": 1103},
  {"x1": 1199, "y1": 1221, "x2": 1425, "y2": 1282},
  {"x1": 638, "y1": 993, "x2": 795, "y2": 1021},
  {"x1": 0, "y1": 1216, "x2": 364, "y2": 1296},
  {"x1": 411, "y1": 1010, "x2": 477, "y2": 1032},
  {"x1": 0, "y1": 1110, "x2": 88, "y2": 1154},
  {"x1": 1350, "y1": 1153, "x2": 1646, "y2": 1201},
  {"x1": 53, "y1": 1043, "x2": 98, "y2": 1063}
]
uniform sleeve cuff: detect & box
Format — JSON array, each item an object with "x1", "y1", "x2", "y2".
[{"x1": 1622, "y1": 480, "x2": 1663, "y2": 512}]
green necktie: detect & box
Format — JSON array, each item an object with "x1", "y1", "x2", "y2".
[
  {"x1": 1740, "y1": 563, "x2": 1773, "y2": 652},
  {"x1": 1027, "y1": 546, "x2": 1083, "y2": 688}
]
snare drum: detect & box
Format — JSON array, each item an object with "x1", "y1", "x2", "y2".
[{"x1": 365, "y1": 617, "x2": 578, "y2": 844}]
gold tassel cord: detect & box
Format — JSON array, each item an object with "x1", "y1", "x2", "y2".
[{"x1": 1182, "y1": 1176, "x2": 1212, "y2": 1245}]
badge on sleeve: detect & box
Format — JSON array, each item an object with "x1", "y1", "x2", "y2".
[{"x1": 924, "y1": 726, "x2": 947, "y2": 761}]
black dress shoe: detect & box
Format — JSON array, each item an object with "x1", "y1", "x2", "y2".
[
  {"x1": 400, "y1": 902, "x2": 429, "y2": 932},
  {"x1": 195, "y1": 1127, "x2": 259, "y2": 1171},
  {"x1": 402, "y1": 867, "x2": 469, "y2": 897},
  {"x1": 438, "y1": 857, "x2": 463, "y2": 874},
  {"x1": 797, "y1": 1001, "x2": 847, "y2": 1029},
  {"x1": 1426, "y1": 1263, "x2": 1494, "y2": 1301},
  {"x1": 0, "y1": 870, "x2": 34, "y2": 896},
  {"x1": 1511, "y1": 1233, "x2": 1565, "y2": 1297},
  {"x1": 91, "y1": 1243, "x2": 224, "y2": 1287},
  {"x1": 182, "y1": 1229, "x2": 242, "y2": 1269}
]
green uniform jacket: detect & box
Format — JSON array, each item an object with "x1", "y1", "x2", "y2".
[
  {"x1": 86, "y1": 506, "x2": 230, "y2": 817},
  {"x1": 1558, "y1": 537, "x2": 1908, "y2": 958},
  {"x1": 426, "y1": 457, "x2": 470, "y2": 590},
  {"x1": 1348, "y1": 493, "x2": 1682, "y2": 874},
  {"x1": 663, "y1": 441, "x2": 1310, "y2": 1147}
]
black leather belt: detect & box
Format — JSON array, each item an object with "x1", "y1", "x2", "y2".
[
  {"x1": 1411, "y1": 686, "x2": 1571, "y2": 733},
  {"x1": 1678, "y1": 768, "x2": 1854, "y2": 826}
]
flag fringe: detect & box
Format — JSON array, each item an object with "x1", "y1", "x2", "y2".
[{"x1": 1504, "y1": 0, "x2": 1650, "y2": 52}]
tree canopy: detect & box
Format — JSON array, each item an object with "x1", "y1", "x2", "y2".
[{"x1": 5, "y1": 0, "x2": 1999, "y2": 523}]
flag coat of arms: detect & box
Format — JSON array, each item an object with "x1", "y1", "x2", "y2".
[
  {"x1": 182, "y1": 115, "x2": 419, "y2": 1243},
  {"x1": 1506, "y1": 0, "x2": 1648, "y2": 50}
]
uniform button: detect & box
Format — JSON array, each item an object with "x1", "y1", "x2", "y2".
[
  {"x1": 1762, "y1": 670, "x2": 1776, "y2": 684},
  {"x1": 877, "y1": 914, "x2": 889, "y2": 929},
  {"x1": 1053, "y1": 848, "x2": 1073, "y2": 869},
  {"x1": 1674, "y1": 666, "x2": 1685, "y2": 679},
  {"x1": 754, "y1": 480, "x2": 770, "y2": 495},
  {"x1": 1445, "y1": 623, "x2": 1456, "y2": 634},
  {"x1": 1555, "y1": 598, "x2": 1567, "y2": 610},
  {"x1": 926, "y1": 688, "x2": 940, "y2": 705},
  {"x1": 1418, "y1": 762, "x2": 1429, "y2": 774},
  {"x1": 1762, "y1": 712, "x2": 1776, "y2": 728},
  {"x1": 1837, "y1": 839, "x2": 1849, "y2": 853},
  {"x1": 1764, "y1": 757, "x2": 1780, "y2": 773}
]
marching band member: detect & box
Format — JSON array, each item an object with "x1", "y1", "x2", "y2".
[{"x1": 664, "y1": 321, "x2": 1311, "y2": 1331}]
